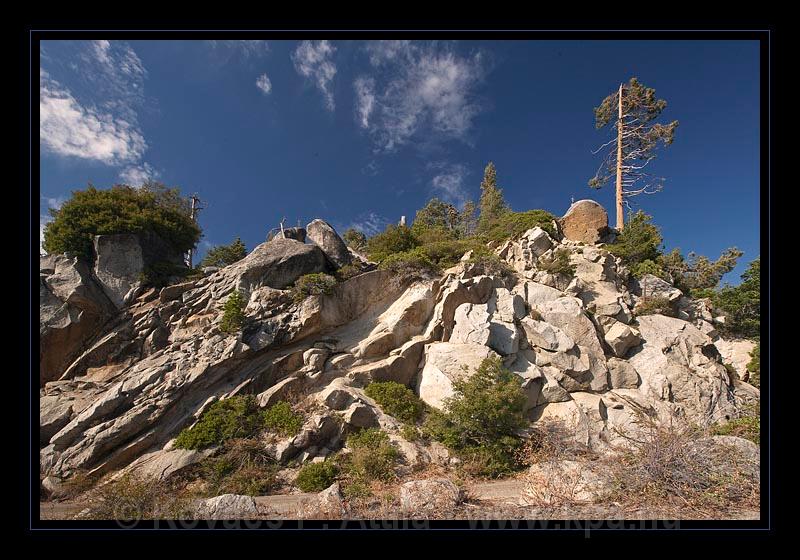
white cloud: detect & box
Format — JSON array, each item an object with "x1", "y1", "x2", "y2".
[
  {"x1": 41, "y1": 41, "x2": 150, "y2": 168},
  {"x1": 256, "y1": 73, "x2": 272, "y2": 95},
  {"x1": 40, "y1": 69, "x2": 146, "y2": 165},
  {"x1": 354, "y1": 42, "x2": 488, "y2": 152},
  {"x1": 354, "y1": 77, "x2": 375, "y2": 128},
  {"x1": 430, "y1": 163, "x2": 470, "y2": 208},
  {"x1": 207, "y1": 40, "x2": 270, "y2": 58},
  {"x1": 345, "y1": 211, "x2": 391, "y2": 236},
  {"x1": 119, "y1": 162, "x2": 159, "y2": 186},
  {"x1": 292, "y1": 40, "x2": 337, "y2": 111},
  {"x1": 40, "y1": 214, "x2": 53, "y2": 255}
]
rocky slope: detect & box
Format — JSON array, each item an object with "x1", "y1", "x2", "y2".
[{"x1": 39, "y1": 204, "x2": 759, "y2": 499}]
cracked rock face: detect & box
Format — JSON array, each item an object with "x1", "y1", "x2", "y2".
[{"x1": 39, "y1": 216, "x2": 758, "y2": 486}]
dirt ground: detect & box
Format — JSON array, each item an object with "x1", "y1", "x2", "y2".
[{"x1": 38, "y1": 479, "x2": 759, "y2": 522}]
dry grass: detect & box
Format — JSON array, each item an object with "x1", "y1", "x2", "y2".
[{"x1": 603, "y1": 416, "x2": 760, "y2": 517}]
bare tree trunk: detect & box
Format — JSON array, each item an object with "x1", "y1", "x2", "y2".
[{"x1": 615, "y1": 83, "x2": 624, "y2": 230}]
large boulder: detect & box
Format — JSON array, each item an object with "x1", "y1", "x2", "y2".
[
  {"x1": 560, "y1": 200, "x2": 609, "y2": 244},
  {"x1": 306, "y1": 219, "x2": 352, "y2": 268},
  {"x1": 628, "y1": 315, "x2": 737, "y2": 424},
  {"x1": 417, "y1": 343, "x2": 497, "y2": 409},
  {"x1": 520, "y1": 459, "x2": 613, "y2": 505},
  {"x1": 227, "y1": 237, "x2": 328, "y2": 292},
  {"x1": 714, "y1": 338, "x2": 757, "y2": 380},
  {"x1": 93, "y1": 232, "x2": 185, "y2": 308},
  {"x1": 399, "y1": 478, "x2": 463, "y2": 512},
  {"x1": 632, "y1": 274, "x2": 683, "y2": 304},
  {"x1": 40, "y1": 255, "x2": 116, "y2": 386}
]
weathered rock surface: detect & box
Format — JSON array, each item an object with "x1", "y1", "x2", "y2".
[
  {"x1": 399, "y1": 478, "x2": 463, "y2": 512},
  {"x1": 40, "y1": 255, "x2": 116, "y2": 385},
  {"x1": 628, "y1": 315, "x2": 736, "y2": 424},
  {"x1": 520, "y1": 459, "x2": 612, "y2": 505},
  {"x1": 194, "y1": 494, "x2": 262, "y2": 519},
  {"x1": 39, "y1": 210, "x2": 758, "y2": 494},
  {"x1": 417, "y1": 343, "x2": 497, "y2": 409},
  {"x1": 306, "y1": 219, "x2": 352, "y2": 268},
  {"x1": 560, "y1": 200, "x2": 609, "y2": 244}
]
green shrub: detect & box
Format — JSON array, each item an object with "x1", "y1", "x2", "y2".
[
  {"x1": 335, "y1": 263, "x2": 364, "y2": 282},
  {"x1": 378, "y1": 249, "x2": 439, "y2": 277},
  {"x1": 291, "y1": 273, "x2": 338, "y2": 303},
  {"x1": 634, "y1": 296, "x2": 673, "y2": 317},
  {"x1": 480, "y1": 210, "x2": 557, "y2": 242},
  {"x1": 342, "y1": 228, "x2": 367, "y2": 251},
  {"x1": 466, "y1": 249, "x2": 514, "y2": 278},
  {"x1": 537, "y1": 248, "x2": 576, "y2": 277},
  {"x1": 220, "y1": 290, "x2": 246, "y2": 334},
  {"x1": 42, "y1": 183, "x2": 201, "y2": 262},
  {"x1": 295, "y1": 460, "x2": 339, "y2": 492},
  {"x1": 422, "y1": 357, "x2": 527, "y2": 478},
  {"x1": 342, "y1": 428, "x2": 400, "y2": 484},
  {"x1": 262, "y1": 401, "x2": 304, "y2": 437},
  {"x1": 138, "y1": 260, "x2": 190, "y2": 289},
  {"x1": 366, "y1": 224, "x2": 420, "y2": 262},
  {"x1": 198, "y1": 438, "x2": 277, "y2": 496},
  {"x1": 200, "y1": 237, "x2": 247, "y2": 268},
  {"x1": 605, "y1": 210, "x2": 663, "y2": 268},
  {"x1": 174, "y1": 396, "x2": 265, "y2": 450},
  {"x1": 746, "y1": 343, "x2": 760, "y2": 388},
  {"x1": 364, "y1": 381, "x2": 424, "y2": 424},
  {"x1": 711, "y1": 404, "x2": 760, "y2": 444},
  {"x1": 400, "y1": 424, "x2": 419, "y2": 442},
  {"x1": 713, "y1": 257, "x2": 760, "y2": 339}
]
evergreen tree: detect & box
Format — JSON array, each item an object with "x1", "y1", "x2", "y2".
[
  {"x1": 200, "y1": 237, "x2": 247, "y2": 268},
  {"x1": 589, "y1": 78, "x2": 679, "y2": 229},
  {"x1": 477, "y1": 162, "x2": 509, "y2": 234}
]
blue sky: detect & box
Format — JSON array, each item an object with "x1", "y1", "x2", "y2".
[{"x1": 39, "y1": 39, "x2": 760, "y2": 284}]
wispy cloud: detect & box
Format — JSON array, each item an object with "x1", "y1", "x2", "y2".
[
  {"x1": 40, "y1": 41, "x2": 150, "y2": 169},
  {"x1": 119, "y1": 162, "x2": 160, "y2": 186},
  {"x1": 292, "y1": 40, "x2": 337, "y2": 111},
  {"x1": 429, "y1": 162, "x2": 471, "y2": 208},
  {"x1": 354, "y1": 41, "x2": 489, "y2": 152},
  {"x1": 40, "y1": 69, "x2": 146, "y2": 165},
  {"x1": 256, "y1": 73, "x2": 272, "y2": 95},
  {"x1": 207, "y1": 40, "x2": 270, "y2": 58},
  {"x1": 345, "y1": 211, "x2": 391, "y2": 236}
]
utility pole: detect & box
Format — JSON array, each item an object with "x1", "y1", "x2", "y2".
[
  {"x1": 615, "y1": 82, "x2": 624, "y2": 231},
  {"x1": 187, "y1": 194, "x2": 204, "y2": 269}
]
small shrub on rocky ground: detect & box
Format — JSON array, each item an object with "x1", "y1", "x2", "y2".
[
  {"x1": 334, "y1": 263, "x2": 365, "y2": 282},
  {"x1": 84, "y1": 474, "x2": 194, "y2": 520},
  {"x1": 606, "y1": 417, "x2": 760, "y2": 515},
  {"x1": 480, "y1": 210, "x2": 557, "y2": 242},
  {"x1": 422, "y1": 357, "x2": 527, "y2": 478},
  {"x1": 220, "y1": 290, "x2": 246, "y2": 333},
  {"x1": 174, "y1": 395, "x2": 265, "y2": 450},
  {"x1": 400, "y1": 424, "x2": 420, "y2": 442},
  {"x1": 746, "y1": 342, "x2": 760, "y2": 388},
  {"x1": 262, "y1": 401, "x2": 304, "y2": 437},
  {"x1": 295, "y1": 460, "x2": 339, "y2": 492},
  {"x1": 55, "y1": 470, "x2": 100, "y2": 500},
  {"x1": 537, "y1": 248, "x2": 576, "y2": 277},
  {"x1": 466, "y1": 248, "x2": 514, "y2": 278},
  {"x1": 634, "y1": 296, "x2": 674, "y2": 317},
  {"x1": 197, "y1": 438, "x2": 278, "y2": 496},
  {"x1": 378, "y1": 249, "x2": 439, "y2": 278},
  {"x1": 337, "y1": 428, "x2": 400, "y2": 497},
  {"x1": 366, "y1": 224, "x2": 420, "y2": 262},
  {"x1": 291, "y1": 273, "x2": 338, "y2": 302},
  {"x1": 711, "y1": 403, "x2": 760, "y2": 444},
  {"x1": 364, "y1": 381, "x2": 424, "y2": 424}
]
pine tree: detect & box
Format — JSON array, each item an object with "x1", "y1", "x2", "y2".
[
  {"x1": 200, "y1": 237, "x2": 247, "y2": 268},
  {"x1": 589, "y1": 78, "x2": 679, "y2": 229},
  {"x1": 477, "y1": 162, "x2": 509, "y2": 234}
]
